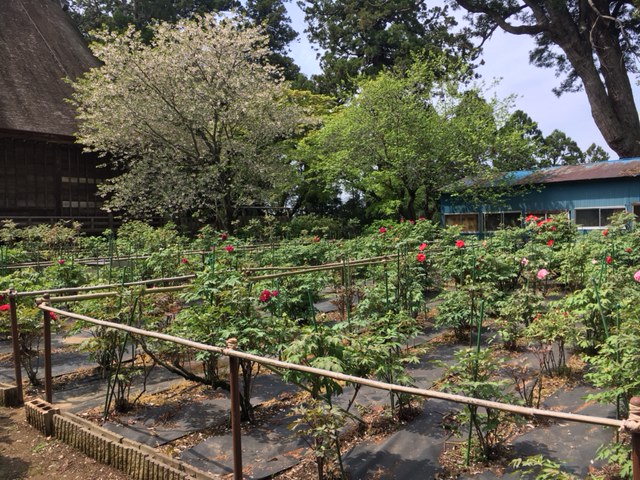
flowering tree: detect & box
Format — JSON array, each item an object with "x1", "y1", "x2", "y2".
[{"x1": 71, "y1": 14, "x2": 302, "y2": 229}]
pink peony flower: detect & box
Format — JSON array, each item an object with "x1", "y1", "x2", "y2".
[
  {"x1": 455, "y1": 239, "x2": 465, "y2": 249},
  {"x1": 181, "y1": 258, "x2": 189, "y2": 264},
  {"x1": 58, "y1": 259, "x2": 65, "y2": 265},
  {"x1": 379, "y1": 226, "x2": 387, "y2": 234},
  {"x1": 419, "y1": 243, "x2": 427, "y2": 251},
  {"x1": 225, "y1": 245, "x2": 234, "y2": 253},
  {"x1": 416, "y1": 253, "x2": 426, "y2": 263},
  {"x1": 271, "y1": 290, "x2": 278, "y2": 297},
  {"x1": 537, "y1": 268, "x2": 549, "y2": 280},
  {"x1": 521, "y1": 257, "x2": 529, "y2": 266},
  {"x1": 592, "y1": 259, "x2": 598, "y2": 265},
  {"x1": 634, "y1": 270, "x2": 640, "y2": 282}
]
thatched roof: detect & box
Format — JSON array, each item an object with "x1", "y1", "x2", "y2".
[{"x1": 0, "y1": 0, "x2": 99, "y2": 138}]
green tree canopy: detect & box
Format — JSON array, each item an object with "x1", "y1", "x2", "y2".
[
  {"x1": 301, "y1": 57, "x2": 537, "y2": 220},
  {"x1": 68, "y1": 0, "x2": 239, "y2": 39},
  {"x1": 70, "y1": 14, "x2": 303, "y2": 229},
  {"x1": 299, "y1": 0, "x2": 476, "y2": 97}
]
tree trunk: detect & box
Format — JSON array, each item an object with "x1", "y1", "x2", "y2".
[
  {"x1": 455, "y1": 0, "x2": 640, "y2": 158},
  {"x1": 545, "y1": 2, "x2": 640, "y2": 157}
]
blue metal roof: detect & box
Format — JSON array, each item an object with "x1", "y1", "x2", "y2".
[{"x1": 510, "y1": 157, "x2": 640, "y2": 185}]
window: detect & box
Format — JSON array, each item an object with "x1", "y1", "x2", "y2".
[
  {"x1": 444, "y1": 213, "x2": 479, "y2": 232},
  {"x1": 525, "y1": 210, "x2": 566, "y2": 221},
  {"x1": 575, "y1": 207, "x2": 626, "y2": 228},
  {"x1": 484, "y1": 211, "x2": 521, "y2": 231}
]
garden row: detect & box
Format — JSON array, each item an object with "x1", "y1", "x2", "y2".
[{"x1": 1, "y1": 213, "x2": 640, "y2": 477}]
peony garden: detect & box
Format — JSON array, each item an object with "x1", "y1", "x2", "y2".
[{"x1": 0, "y1": 213, "x2": 639, "y2": 479}]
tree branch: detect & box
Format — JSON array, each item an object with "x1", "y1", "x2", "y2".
[{"x1": 455, "y1": 0, "x2": 546, "y2": 35}]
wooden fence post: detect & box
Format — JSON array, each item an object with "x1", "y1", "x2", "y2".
[
  {"x1": 8, "y1": 290, "x2": 23, "y2": 404},
  {"x1": 41, "y1": 295, "x2": 53, "y2": 404},
  {"x1": 227, "y1": 338, "x2": 243, "y2": 480},
  {"x1": 630, "y1": 397, "x2": 640, "y2": 480}
]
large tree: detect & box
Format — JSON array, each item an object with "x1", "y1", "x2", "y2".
[
  {"x1": 449, "y1": 0, "x2": 640, "y2": 158},
  {"x1": 67, "y1": 0, "x2": 240, "y2": 38},
  {"x1": 68, "y1": 0, "x2": 302, "y2": 79},
  {"x1": 303, "y1": 57, "x2": 537, "y2": 220},
  {"x1": 298, "y1": 0, "x2": 476, "y2": 96},
  {"x1": 244, "y1": 0, "x2": 300, "y2": 80},
  {"x1": 70, "y1": 14, "x2": 302, "y2": 229}
]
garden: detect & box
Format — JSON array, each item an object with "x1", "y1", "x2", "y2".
[{"x1": 1, "y1": 214, "x2": 639, "y2": 479}]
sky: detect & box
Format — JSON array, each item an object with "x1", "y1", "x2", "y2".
[{"x1": 285, "y1": 2, "x2": 640, "y2": 160}]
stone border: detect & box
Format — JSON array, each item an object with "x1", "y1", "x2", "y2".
[
  {"x1": 25, "y1": 399, "x2": 217, "y2": 480},
  {"x1": 0, "y1": 383, "x2": 20, "y2": 407}
]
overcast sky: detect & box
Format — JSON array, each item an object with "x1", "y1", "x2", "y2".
[{"x1": 285, "y1": 3, "x2": 640, "y2": 160}]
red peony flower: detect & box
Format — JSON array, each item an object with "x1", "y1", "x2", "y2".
[
  {"x1": 418, "y1": 216, "x2": 425, "y2": 221},
  {"x1": 50, "y1": 312, "x2": 57, "y2": 321},
  {"x1": 181, "y1": 258, "x2": 189, "y2": 264},
  {"x1": 220, "y1": 233, "x2": 228, "y2": 240},
  {"x1": 0, "y1": 304, "x2": 9, "y2": 312},
  {"x1": 603, "y1": 229, "x2": 609, "y2": 236},
  {"x1": 379, "y1": 226, "x2": 387, "y2": 234},
  {"x1": 271, "y1": 290, "x2": 279, "y2": 297},
  {"x1": 225, "y1": 245, "x2": 234, "y2": 253},
  {"x1": 409, "y1": 219, "x2": 415, "y2": 225},
  {"x1": 547, "y1": 239, "x2": 554, "y2": 247},
  {"x1": 259, "y1": 289, "x2": 272, "y2": 302},
  {"x1": 419, "y1": 243, "x2": 427, "y2": 251},
  {"x1": 626, "y1": 247, "x2": 632, "y2": 253},
  {"x1": 313, "y1": 236, "x2": 321, "y2": 242},
  {"x1": 606, "y1": 255, "x2": 612, "y2": 264},
  {"x1": 416, "y1": 253, "x2": 426, "y2": 263},
  {"x1": 58, "y1": 259, "x2": 65, "y2": 265},
  {"x1": 455, "y1": 239, "x2": 465, "y2": 249}
]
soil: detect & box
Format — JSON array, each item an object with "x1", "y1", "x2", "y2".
[{"x1": 0, "y1": 405, "x2": 130, "y2": 480}]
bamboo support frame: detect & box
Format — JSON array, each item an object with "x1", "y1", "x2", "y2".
[
  {"x1": 10, "y1": 274, "x2": 196, "y2": 298},
  {"x1": 37, "y1": 303, "x2": 628, "y2": 430},
  {"x1": 241, "y1": 254, "x2": 399, "y2": 273},
  {"x1": 247, "y1": 255, "x2": 400, "y2": 282},
  {"x1": 45, "y1": 284, "x2": 189, "y2": 304}
]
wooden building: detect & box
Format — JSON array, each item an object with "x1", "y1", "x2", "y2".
[
  {"x1": 0, "y1": 0, "x2": 113, "y2": 232},
  {"x1": 440, "y1": 158, "x2": 640, "y2": 233}
]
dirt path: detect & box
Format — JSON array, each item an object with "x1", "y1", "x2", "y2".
[{"x1": 0, "y1": 405, "x2": 130, "y2": 480}]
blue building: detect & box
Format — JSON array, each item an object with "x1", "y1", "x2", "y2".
[{"x1": 439, "y1": 158, "x2": 640, "y2": 233}]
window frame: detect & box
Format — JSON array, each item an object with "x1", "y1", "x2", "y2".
[
  {"x1": 574, "y1": 206, "x2": 627, "y2": 229},
  {"x1": 443, "y1": 213, "x2": 480, "y2": 233},
  {"x1": 483, "y1": 211, "x2": 522, "y2": 232}
]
